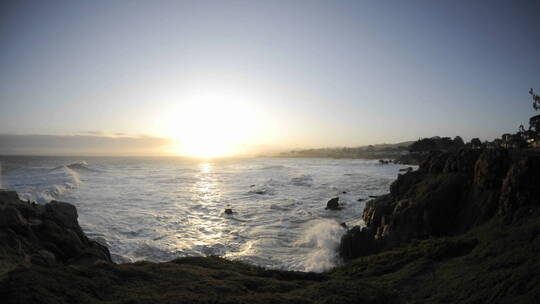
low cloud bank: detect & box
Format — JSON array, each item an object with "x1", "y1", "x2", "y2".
[{"x1": 0, "y1": 134, "x2": 173, "y2": 156}]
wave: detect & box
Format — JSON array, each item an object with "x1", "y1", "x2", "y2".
[
  {"x1": 295, "y1": 220, "x2": 346, "y2": 272},
  {"x1": 261, "y1": 165, "x2": 288, "y2": 170},
  {"x1": 8, "y1": 165, "x2": 82, "y2": 204},
  {"x1": 248, "y1": 185, "x2": 276, "y2": 195},
  {"x1": 51, "y1": 160, "x2": 99, "y2": 173},
  {"x1": 290, "y1": 174, "x2": 313, "y2": 187}
]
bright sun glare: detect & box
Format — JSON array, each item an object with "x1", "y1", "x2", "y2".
[{"x1": 164, "y1": 90, "x2": 261, "y2": 158}]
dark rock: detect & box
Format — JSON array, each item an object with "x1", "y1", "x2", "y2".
[
  {"x1": 0, "y1": 190, "x2": 111, "y2": 268},
  {"x1": 499, "y1": 155, "x2": 540, "y2": 220},
  {"x1": 44, "y1": 201, "x2": 79, "y2": 229},
  {"x1": 224, "y1": 208, "x2": 233, "y2": 215},
  {"x1": 325, "y1": 197, "x2": 341, "y2": 210},
  {"x1": 340, "y1": 148, "x2": 539, "y2": 261},
  {"x1": 340, "y1": 222, "x2": 348, "y2": 229},
  {"x1": 473, "y1": 148, "x2": 510, "y2": 191},
  {"x1": 398, "y1": 167, "x2": 413, "y2": 172},
  {"x1": 339, "y1": 226, "x2": 381, "y2": 259},
  {"x1": 342, "y1": 191, "x2": 347, "y2": 194},
  {"x1": 357, "y1": 198, "x2": 365, "y2": 202},
  {"x1": 443, "y1": 148, "x2": 481, "y2": 174},
  {"x1": 390, "y1": 171, "x2": 424, "y2": 200}
]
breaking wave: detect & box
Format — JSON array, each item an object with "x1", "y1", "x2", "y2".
[{"x1": 295, "y1": 220, "x2": 346, "y2": 272}]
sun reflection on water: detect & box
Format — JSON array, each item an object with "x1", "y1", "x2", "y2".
[{"x1": 181, "y1": 161, "x2": 230, "y2": 250}]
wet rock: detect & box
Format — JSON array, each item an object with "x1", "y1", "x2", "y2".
[
  {"x1": 339, "y1": 226, "x2": 381, "y2": 259},
  {"x1": 325, "y1": 197, "x2": 341, "y2": 210},
  {"x1": 0, "y1": 190, "x2": 111, "y2": 269},
  {"x1": 44, "y1": 201, "x2": 79, "y2": 229},
  {"x1": 224, "y1": 208, "x2": 233, "y2": 215}
]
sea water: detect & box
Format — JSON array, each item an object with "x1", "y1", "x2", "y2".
[{"x1": 0, "y1": 156, "x2": 411, "y2": 272}]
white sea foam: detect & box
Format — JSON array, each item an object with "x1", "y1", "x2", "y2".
[
  {"x1": 8, "y1": 163, "x2": 82, "y2": 203},
  {"x1": 296, "y1": 220, "x2": 346, "y2": 272},
  {"x1": 0, "y1": 156, "x2": 406, "y2": 272}
]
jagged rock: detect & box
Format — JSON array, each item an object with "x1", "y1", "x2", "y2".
[
  {"x1": 44, "y1": 201, "x2": 79, "y2": 229},
  {"x1": 0, "y1": 190, "x2": 111, "y2": 269},
  {"x1": 340, "y1": 148, "x2": 539, "y2": 261},
  {"x1": 390, "y1": 171, "x2": 424, "y2": 200},
  {"x1": 325, "y1": 197, "x2": 341, "y2": 210},
  {"x1": 443, "y1": 149, "x2": 481, "y2": 174},
  {"x1": 339, "y1": 226, "x2": 381, "y2": 259},
  {"x1": 499, "y1": 155, "x2": 540, "y2": 220},
  {"x1": 473, "y1": 148, "x2": 510, "y2": 190},
  {"x1": 419, "y1": 151, "x2": 452, "y2": 174}
]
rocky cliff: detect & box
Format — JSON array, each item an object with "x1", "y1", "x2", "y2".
[{"x1": 340, "y1": 148, "x2": 540, "y2": 260}]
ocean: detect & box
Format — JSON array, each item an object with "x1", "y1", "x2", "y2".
[{"x1": 0, "y1": 156, "x2": 411, "y2": 272}]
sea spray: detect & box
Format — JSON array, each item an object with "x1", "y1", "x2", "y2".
[{"x1": 296, "y1": 220, "x2": 346, "y2": 272}]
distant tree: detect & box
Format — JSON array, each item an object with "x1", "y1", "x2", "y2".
[
  {"x1": 453, "y1": 136, "x2": 465, "y2": 147},
  {"x1": 470, "y1": 138, "x2": 482, "y2": 149},
  {"x1": 530, "y1": 88, "x2": 540, "y2": 111},
  {"x1": 409, "y1": 138, "x2": 438, "y2": 152},
  {"x1": 439, "y1": 137, "x2": 454, "y2": 150}
]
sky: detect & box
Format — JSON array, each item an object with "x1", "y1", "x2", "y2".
[{"x1": 1, "y1": 0, "x2": 540, "y2": 156}]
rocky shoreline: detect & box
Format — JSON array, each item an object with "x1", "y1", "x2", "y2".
[
  {"x1": 1, "y1": 148, "x2": 540, "y2": 303},
  {"x1": 339, "y1": 148, "x2": 540, "y2": 260}
]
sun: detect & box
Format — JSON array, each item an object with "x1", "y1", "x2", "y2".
[{"x1": 164, "y1": 91, "x2": 260, "y2": 158}]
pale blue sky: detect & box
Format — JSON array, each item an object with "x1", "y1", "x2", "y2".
[{"x1": 1, "y1": 0, "x2": 539, "y2": 154}]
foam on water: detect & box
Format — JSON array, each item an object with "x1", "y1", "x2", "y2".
[
  {"x1": 0, "y1": 156, "x2": 415, "y2": 272},
  {"x1": 4, "y1": 161, "x2": 83, "y2": 203},
  {"x1": 295, "y1": 220, "x2": 346, "y2": 272}
]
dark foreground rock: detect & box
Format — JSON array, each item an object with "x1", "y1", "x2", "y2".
[{"x1": 0, "y1": 190, "x2": 111, "y2": 270}]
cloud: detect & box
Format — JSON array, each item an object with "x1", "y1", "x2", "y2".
[
  {"x1": 84, "y1": 131, "x2": 105, "y2": 135},
  {"x1": 0, "y1": 134, "x2": 174, "y2": 156}
]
